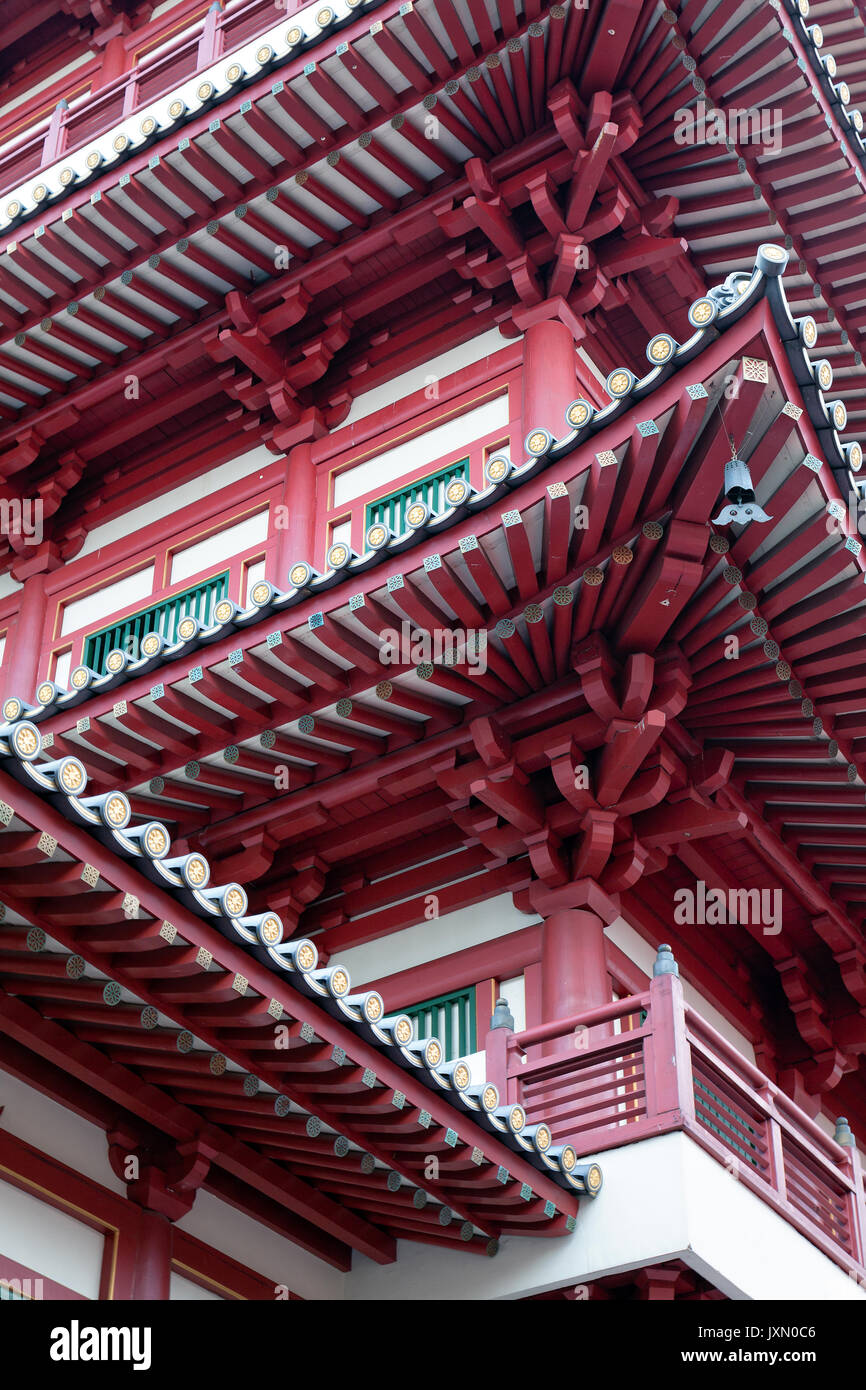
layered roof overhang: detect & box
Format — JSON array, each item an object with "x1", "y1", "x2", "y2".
[
  {"x1": 0, "y1": 0, "x2": 705, "y2": 571},
  {"x1": 4, "y1": 248, "x2": 866, "y2": 1177},
  {"x1": 3, "y1": 0, "x2": 866, "y2": 575},
  {"x1": 630, "y1": 0, "x2": 866, "y2": 443},
  {"x1": 0, "y1": 718, "x2": 588, "y2": 1266}
]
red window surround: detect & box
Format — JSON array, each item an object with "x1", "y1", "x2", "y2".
[{"x1": 0, "y1": 1126, "x2": 292, "y2": 1300}]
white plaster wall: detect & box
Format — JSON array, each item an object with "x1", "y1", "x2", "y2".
[
  {"x1": 0, "y1": 572, "x2": 22, "y2": 600},
  {"x1": 170, "y1": 509, "x2": 268, "y2": 585},
  {"x1": 605, "y1": 915, "x2": 756, "y2": 1063},
  {"x1": 77, "y1": 445, "x2": 275, "y2": 557},
  {"x1": 344, "y1": 1132, "x2": 866, "y2": 1301},
  {"x1": 342, "y1": 328, "x2": 513, "y2": 427},
  {"x1": 0, "y1": 1067, "x2": 127, "y2": 1195},
  {"x1": 0, "y1": 54, "x2": 90, "y2": 121},
  {"x1": 499, "y1": 974, "x2": 526, "y2": 1031},
  {"x1": 54, "y1": 650, "x2": 72, "y2": 689},
  {"x1": 333, "y1": 396, "x2": 509, "y2": 508},
  {"x1": 329, "y1": 518, "x2": 353, "y2": 550},
  {"x1": 337, "y1": 893, "x2": 540, "y2": 987},
  {"x1": 60, "y1": 565, "x2": 155, "y2": 638},
  {"x1": 169, "y1": 1272, "x2": 224, "y2": 1300},
  {"x1": 0, "y1": 1176, "x2": 105, "y2": 1298},
  {"x1": 174, "y1": 1189, "x2": 345, "y2": 1301},
  {"x1": 244, "y1": 559, "x2": 267, "y2": 604}
]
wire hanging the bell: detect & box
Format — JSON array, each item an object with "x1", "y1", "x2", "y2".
[{"x1": 711, "y1": 435, "x2": 772, "y2": 525}]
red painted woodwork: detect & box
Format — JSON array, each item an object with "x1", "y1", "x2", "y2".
[
  {"x1": 521, "y1": 318, "x2": 579, "y2": 437},
  {"x1": 2, "y1": 573, "x2": 48, "y2": 702},
  {"x1": 491, "y1": 971, "x2": 866, "y2": 1280},
  {"x1": 3, "y1": 0, "x2": 866, "y2": 1298},
  {"x1": 132, "y1": 1209, "x2": 172, "y2": 1301},
  {"x1": 541, "y1": 908, "x2": 610, "y2": 1023}
]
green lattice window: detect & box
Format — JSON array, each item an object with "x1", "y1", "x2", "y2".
[
  {"x1": 365, "y1": 458, "x2": 470, "y2": 535},
  {"x1": 83, "y1": 571, "x2": 230, "y2": 674},
  {"x1": 693, "y1": 1075, "x2": 763, "y2": 1168},
  {"x1": 404, "y1": 985, "x2": 476, "y2": 1062}
]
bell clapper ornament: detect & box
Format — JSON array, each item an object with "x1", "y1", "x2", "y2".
[{"x1": 712, "y1": 444, "x2": 772, "y2": 525}]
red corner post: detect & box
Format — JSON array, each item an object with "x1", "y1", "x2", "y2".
[
  {"x1": 521, "y1": 316, "x2": 578, "y2": 440},
  {"x1": 644, "y1": 945, "x2": 695, "y2": 1124},
  {"x1": 540, "y1": 907, "x2": 609, "y2": 1021},
  {"x1": 834, "y1": 1118, "x2": 866, "y2": 1271},
  {"x1": 273, "y1": 442, "x2": 318, "y2": 584},
  {"x1": 109, "y1": 1128, "x2": 216, "y2": 1300}
]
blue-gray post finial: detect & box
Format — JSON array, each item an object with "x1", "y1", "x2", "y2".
[
  {"x1": 835, "y1": 1116, "x2": 854, "y2": 1147},
  {"x1": 490, "y1": 997, "x2": 515, "y2": 1031},
  {"x1": 653, "y1": 943, "x2": 679, "y2": 977}
]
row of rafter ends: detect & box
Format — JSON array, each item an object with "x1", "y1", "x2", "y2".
[
  {"x1": 4, "y1": 0, "x2": 863, "y2": 246},
  {"x1": 0, "y1": 0, "x2": 555, "y2": 238},
  {"x1": 11, "y1": 246, "x2": 863, "y2": 728},
  {"x1": 781, "y1": 1, "x2": 866, "y2": 159},
  {"x1": 0, "y1": 0, "x2": 391, "y2": 233},
  {"x1": 0, "y1": 715, "x2": 596, "y2": 1205},
  {"x1": 6, "y1": 924, "x2": 569, "y2": 1248}
]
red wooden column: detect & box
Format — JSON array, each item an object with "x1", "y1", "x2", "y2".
[
  {"x1": 274, "y1": 443, "x2": 318, "y2": 582},
  {"x1": 521, "y1": 318, "x2": 578, "y2": 438},
  {"x1": 1, "y1": 572, "x2": 47, "y2": 705},
  {"x1": 108, "y1": 1127, "x2": 215, "y2": 1301},
  {"x1": 131, "y1": 1209, "x2": 173, "y2": 1301},
  {"x1": 539, "y1": 907, "x2": 610, "y2": 1078},
  {"x1": 540, "y1": 907, "x2": 610, "y2": 1023}
]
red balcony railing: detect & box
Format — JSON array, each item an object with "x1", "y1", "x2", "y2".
[
  {"x1": 0, "y1": 0, "x2": 310, "y2": 198},
  {"x1": 485, "y1": 960, "x2": 866, "y2": 1280}
]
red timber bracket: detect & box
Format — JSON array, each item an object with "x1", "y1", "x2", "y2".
[
  {"x1": 438, "y1": 631, "x2": 745, "y2": 904},
  {"x1": 108, "y1": 1125, "x2": 216, "y2": 1223},
  {"x1": 436, "y1": 80, "x2": 694, "y2": 350},
  {"x1": 775, "y1": 955, "x2": 850, "y2": 1096},
  {"x1": 204, "y1": 287, "x2": 352, "y2": 440},
  {"x1": 59, "y1": 1, "x2": 156, "y2": 46},
  {"x1": 712, "y1": 788, "x2": 866, "y2": 1097},
  {"x1": 267, "y1": 853, "x2": 329, "y2": 932}
]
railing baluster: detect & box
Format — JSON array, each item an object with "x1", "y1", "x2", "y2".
[
  {"x1": 43, "y1": 100, "x2": 69, "y2": 165},
  {"x1": 763, "y1": 1099, "x2": 788, "y2": 1203},
  {"x1": 835, "y1": 1118, "x2": 866, "y2": 1268},
  {"x1": 644, "y1": 949, "x2": 695, "y2": 1123}
]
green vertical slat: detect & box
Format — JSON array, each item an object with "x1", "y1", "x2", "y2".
[
  {"x1": 83, "y1": 570, "x2": 232, "y2": 667},
  {"x1": 403, "y1": 986, "x2": 477, "y2": 1062},
  {"x1": 365, "y1": 457, "x2": 473, "y2": 534}
]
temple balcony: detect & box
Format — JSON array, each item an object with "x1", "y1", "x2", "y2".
[
  {"x1": 341, "y1": 953, "x2": 866, "y2": 1300},
  {"x1": 475, "y1": 957, "x2": 866, "y2": 1298}
]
